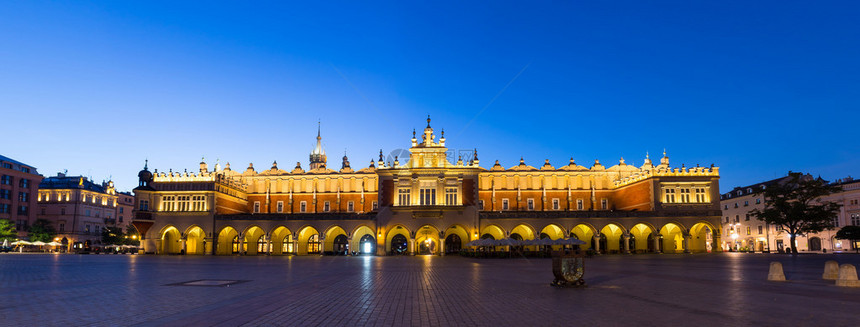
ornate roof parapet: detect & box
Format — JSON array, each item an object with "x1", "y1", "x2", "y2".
[
  {"x1": 613, "y1": 164, "x2": 720, "y2": 188},
  {"x1": 244, "y1": 163, "x2": 256, "y2": 175},
  {"x1": 291, "y1": 162, "x2": 305, "y2": 174},
  {"x1": 508, "y1": 157, "x2": 538, "y2": 171},
  {"x1": 540, "y1": 159, "x2": 555, "y2": 171},
  {"x1": 490, "y1": 160, "x2": 505, "y2": 171},
  {"x1": 590, "y1": 159, "x2": 605, "y2": 171},
  {"x1": 557, "y1": 158, "x2": 588, "y2": 171}
]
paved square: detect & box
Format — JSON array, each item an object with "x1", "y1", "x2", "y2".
[{"x1": 1, "y1": 253, "x2": 858, "y2": 326}]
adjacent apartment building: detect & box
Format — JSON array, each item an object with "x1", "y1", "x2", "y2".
[
  {"x1": 0, "y1": 154, "x2": 42, "y2": 239},
  {"x1": 720, "y1": 173, "x2": 859, "y2": 252},
  {"x1": 37, "y1": 173, "x2": 123, "y2": 250}
]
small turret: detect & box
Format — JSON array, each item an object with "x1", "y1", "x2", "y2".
[{"x1": 199, "y1": 157, "x2": 208, "y2": 173}]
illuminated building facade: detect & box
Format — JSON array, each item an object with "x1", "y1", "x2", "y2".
[
  {"x1": 132, "y1": 117, "x2": 723, "y2": 255},
  {"x1": 720, "y1": 174, "x2": 860, "y2": 252},
  {"x1": 0, "y1": 154, "x2": 42, "y2": 239},
  {"x1": 37, "y1": 173, "x2": 121, "y2": 250}
]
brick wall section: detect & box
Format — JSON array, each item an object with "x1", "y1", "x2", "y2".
[{"x1": 611, "y1": 180, "x2": 654, "y2": 211}]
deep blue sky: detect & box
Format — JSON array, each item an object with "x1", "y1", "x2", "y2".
[{"x1": 1, "y1": 1, "x2": 858, "y2": 193}]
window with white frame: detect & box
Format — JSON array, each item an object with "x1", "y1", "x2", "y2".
[
  {"x1": 852, "y1": 214, "x2": 860, "y2": 226},
  {"x1": 324, "y1": 201, "x2": 330, "y2": 212},
  {"x1": 398, "y1": 188, "x2": 411, "y2": 206},
  {"x1": 695, "y1": 188, "x2": 707, "y2": 202},
  {"x1": 478, "y1": 200, "x2": 484, "y2": 210},
  {"x1": 347, "y1": 201, "x2": 354, "y2": 212},
  {"x1": 419, "y1": 188, "x2": 436, "y2": 205},
  {"x1": 502, "y1": 199, "x2": 509, "y2": 210},
  {"x1": 300, "y1": 201, "x2": 307, "y2": 213},
  {"x1": 601, "y1": 199, "x2": 608, "y2": 210},
  {"x1": 253, "y1": 201, "x2": 260, "y2": 213},
  {"x1": 552, "y1": 198, "x2": 559, "y2": 210},
  {"x1": 577, "y1": 199, "x2": 584, "y2": 210},
  {"x1": 664, "y1": 188, "x2": 676, "y2": 203},
  {"x1": 527, "y1": 198, "x2": 534, "y2": 211},
  {"x1": 277, "y1": 201, "x2": 283, "y2": 213},
  {"x1": 372, "y1": 201, "x2": 378, "y2": 210},
  {"x1": 445, "y1": 188, "x2": 457, "y2": 205}
]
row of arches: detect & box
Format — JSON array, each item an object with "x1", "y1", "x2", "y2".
[{"x1": 157, "y1": 221, "x2": 718, "y2": 255}]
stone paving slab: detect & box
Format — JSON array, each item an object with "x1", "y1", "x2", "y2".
[{"x1": 1, "y1": 253, "x2": 859, "y2": 326}]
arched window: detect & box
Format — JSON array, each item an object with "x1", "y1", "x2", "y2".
[
  {"x1": 232, "y1": 235, "x2": 241, "y2": 254},
  {"x1": 359, "y1": 234, "x2": 375, "y2": 254},
  {"x1": 282, "y1": 234, "x2": 294, "y2": 253},
  {"x1": 307, "y1": 234, "x2": 320, "y2": 254},
  {"x1": 257, "y1": 235, "x2": 267, "y2": 253}
]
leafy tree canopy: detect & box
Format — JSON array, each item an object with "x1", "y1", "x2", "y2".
[
  {"x1": 0, "y1": 219, "x2": 16, "y2": 242},
  {"x1": 27, "y1": 219, "x2": 57, "y2": 243},
  {"x1": 751, "y1": 172, "x2": 841, "y2": 254}
]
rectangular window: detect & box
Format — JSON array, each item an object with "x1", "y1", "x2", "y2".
[
  {"x1": 478, "y1": 200, "x2": 484, "y2": 210},
  {"x1": 324, "y1": 201, "x2": 330, "y2": 212},
  {"x1": 1, "y1": 163, "x2": 10, "y2": 169},
  {"x1": 60, "y1": 208, "x2": 65, "y2": 215},
  {"x1": 59, "y1": 223, "x2": 64, "y2": 232},
  {"x1": 398, "y1": 189, "x2": 411, "y2": 206},
  {"x1": 757, "y1": 226, "x2": 763, "y2": 234},
  {"x1": 577, "y1": 199, "x2": 584, "y2": 210},
  {"x1": 445, "y1": 188, "x2": 457, "y2": 205},
  {"x1": 734, "y1": 203, "x2": 738, "y2": 208},
  {"x1": 852, "y1": 214, "x2": 860, "y2": 226},
  {"x1": 300, "y1": 201, "x2": 307, "y2": 213},
  {"x1": 664, "y1": 188, "x2": 675, "y2": 203},
  {"x1": 755, "y1": 198, "x2": 761, "y2": 204},
  {"x1": 0, "y1": 189, "x2": 9, "y2": 199},
  {"x1": 0, "y1": 175, "x2": 12, "y2": 185},
  {"x1": 745, "y1": 214, "x2": 750, "y2": 221},
  {"x1": 119, "y1": 216, "x2": 123, "y2": 222},
  {"x1": 502, "y1": 199, "x2": 509, "y2": 211},
  {"x1": 746, "y1": 227, "x2": 750, "y2": 235},
  {"x1": 372, "y1": 201, "x2": 378, "y2": 210},
  {"x1": 744, "y1": 200, "x2": 749, "y2": 207},
  {"x1": 18, "y1": 178, "x2": 28, "y2": 188},
  {"x1": 724, "y1": 204, "x2": 728, "y2": 210},
  {"x1": 679, "y1": 188, "x2": 690, "y2": 202},
  {"x1": 735, "y1": 215, "x2": 739, "y2": 222},
  {"x1": 695, "y1": 188, "x2": 706, "y2": 202},
  {"x1": 527, "y1": 198, "x2": 534, "y2": 211},
  {"x1": 17, "y1": 205, "x2": 27, "y2": 215},
  {"x1": 419, "y1": 188, "x2": 436, "y2": 205},
  {"x1": 18, "y1": 192, "x2": 28, "y2": 202},
  {"x1": 140, "y1": 200, "x2": 149, "y2": 211},
  {"x1": 552, "y1": 199, "x2": 559, "y2": 210},
  {"x1": 253, "y1": 201, "x2": 261, "y2": 213},
  {"x1": 0, "y1": 204, "x2": 9, "y2": 213},
  {"x1": 119, "y1": 207, "x2": 124, "y2": 214},
  {"x1": 601, "y1": 199, "x2": 608, "y2": 210},
  {"x1": 85, "y1": 209, "x2": 91, "y2": 216},
  {"x1": 347, "y1": 201, "x2": 354, "y2": 212},
  {"x1": 277, "y1": 201, "x2": 284, "y2": 213}
]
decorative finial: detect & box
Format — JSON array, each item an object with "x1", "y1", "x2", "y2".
[
  {"x1": 379, "y1": 149, "x2": 384, "y2": 161},
  {"x1": 663, "y1": 148, "x2": 667, "y2": 157},
  {"x1": 646, "y1": 151, "x2": 650, "y2": 159},
  {"x1": 473, "y1": 148, "x2": 478, "y2": 161},
  {"x1": 317, "y1": 120, "x2": 321, "y2": 138},
  {"x1": 570, "y1": 157, "x2": 575, "y2": 165},
  {"x1": 413, "y1": 129, "x2": 416, "y2": 138},
  {"x1": 144, "y1": 159, "x2": 148, "y2": 170},
  {"x1": 519, "y1": 157, "x2": 525, "y2": 165},
  {"x1": 441, "y1": 128, "x2": 445, "y2": 137},
  {"x1": 427, "y1": 115, "x2": 431, "y2": 128}
]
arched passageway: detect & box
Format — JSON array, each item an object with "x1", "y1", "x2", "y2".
[
  {"x1": 185, "y1": 226, "x2": 206, "y2": 255},
  {"x1": 160, "y1": 226, "x2": 181, "y2": 254}
]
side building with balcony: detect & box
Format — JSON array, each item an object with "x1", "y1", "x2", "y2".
[{"x1": 0, "y1": 154, "x2": 42, "y2": 239}]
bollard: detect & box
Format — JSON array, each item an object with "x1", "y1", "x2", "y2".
[
  {"x1": 822, "y1": 260, "x2": 839, "y2": 280},
  {"x1": 835, "y1": 264, "x2": 860, "y2": 287},
  {"x1": 767, "y1": 262, "x2": 786, "y2": 281}
]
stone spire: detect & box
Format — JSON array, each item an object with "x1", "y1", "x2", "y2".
[{"x1": 309, "y1": 121, "x2": 327, "y2": 170}]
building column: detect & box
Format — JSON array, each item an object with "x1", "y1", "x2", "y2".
[
  {"x1": 204, "y1": 237, "x2": 214, "y2": 255},
  {"x1": 683, "y1": 233, "x2": 691, "y2": 254},
  {"x1": 654, "y1": 234, "x2": 663, "y2": 254},
  {"x1": 711, "y1": 232, "x2": 722, "y2": 253},
  {"x1": 237, "y1": 233, "x2": 245, "y2": 255},
  {"x1": 266, "y1": 236, "x2": 273, "y2": 255},
  {"x1": 409, "y1": 238, "x2": 415, "y2": 255},
  {"x1": 622, "y1": 234, "x2": 630, "y2": 254},
  {"x1": 592, "y1": 235, "x2": 601, "y2": 254},
  {"x1": 180, "y1": 237, "x2": 187, "y2": 255}
]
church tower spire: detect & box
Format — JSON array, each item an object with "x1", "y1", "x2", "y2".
[{"x1": 310, "y1": 120, "x2": 327, "y2": 170}]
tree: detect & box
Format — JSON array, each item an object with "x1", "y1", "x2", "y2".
[
  {"x1": 27, "y1": 219, "x2": 57, "y2": 242},
  {"x1": 124, "y1": 225, "x2": 140, "y2": 246},
  {"x1": 102, "y1": 226, "x2": 124, "y2": 245},
  {"x1": 751, "y1": 172, "x2": 841, "y2": 254},
  {"x1": 0, "y1": 219, "x2": 16, "y2": 242},
  {"x1": 835, "y1": 225, "x2": 860, "y2": 253}
]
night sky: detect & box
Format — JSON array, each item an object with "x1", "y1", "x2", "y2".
[{"x1": 2, "y1": 1, "x2": 858, "y2": 192}]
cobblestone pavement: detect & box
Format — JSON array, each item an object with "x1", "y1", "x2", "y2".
[{"x1": 1, "y1": 253, "x2": 859, "y2": 327}]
